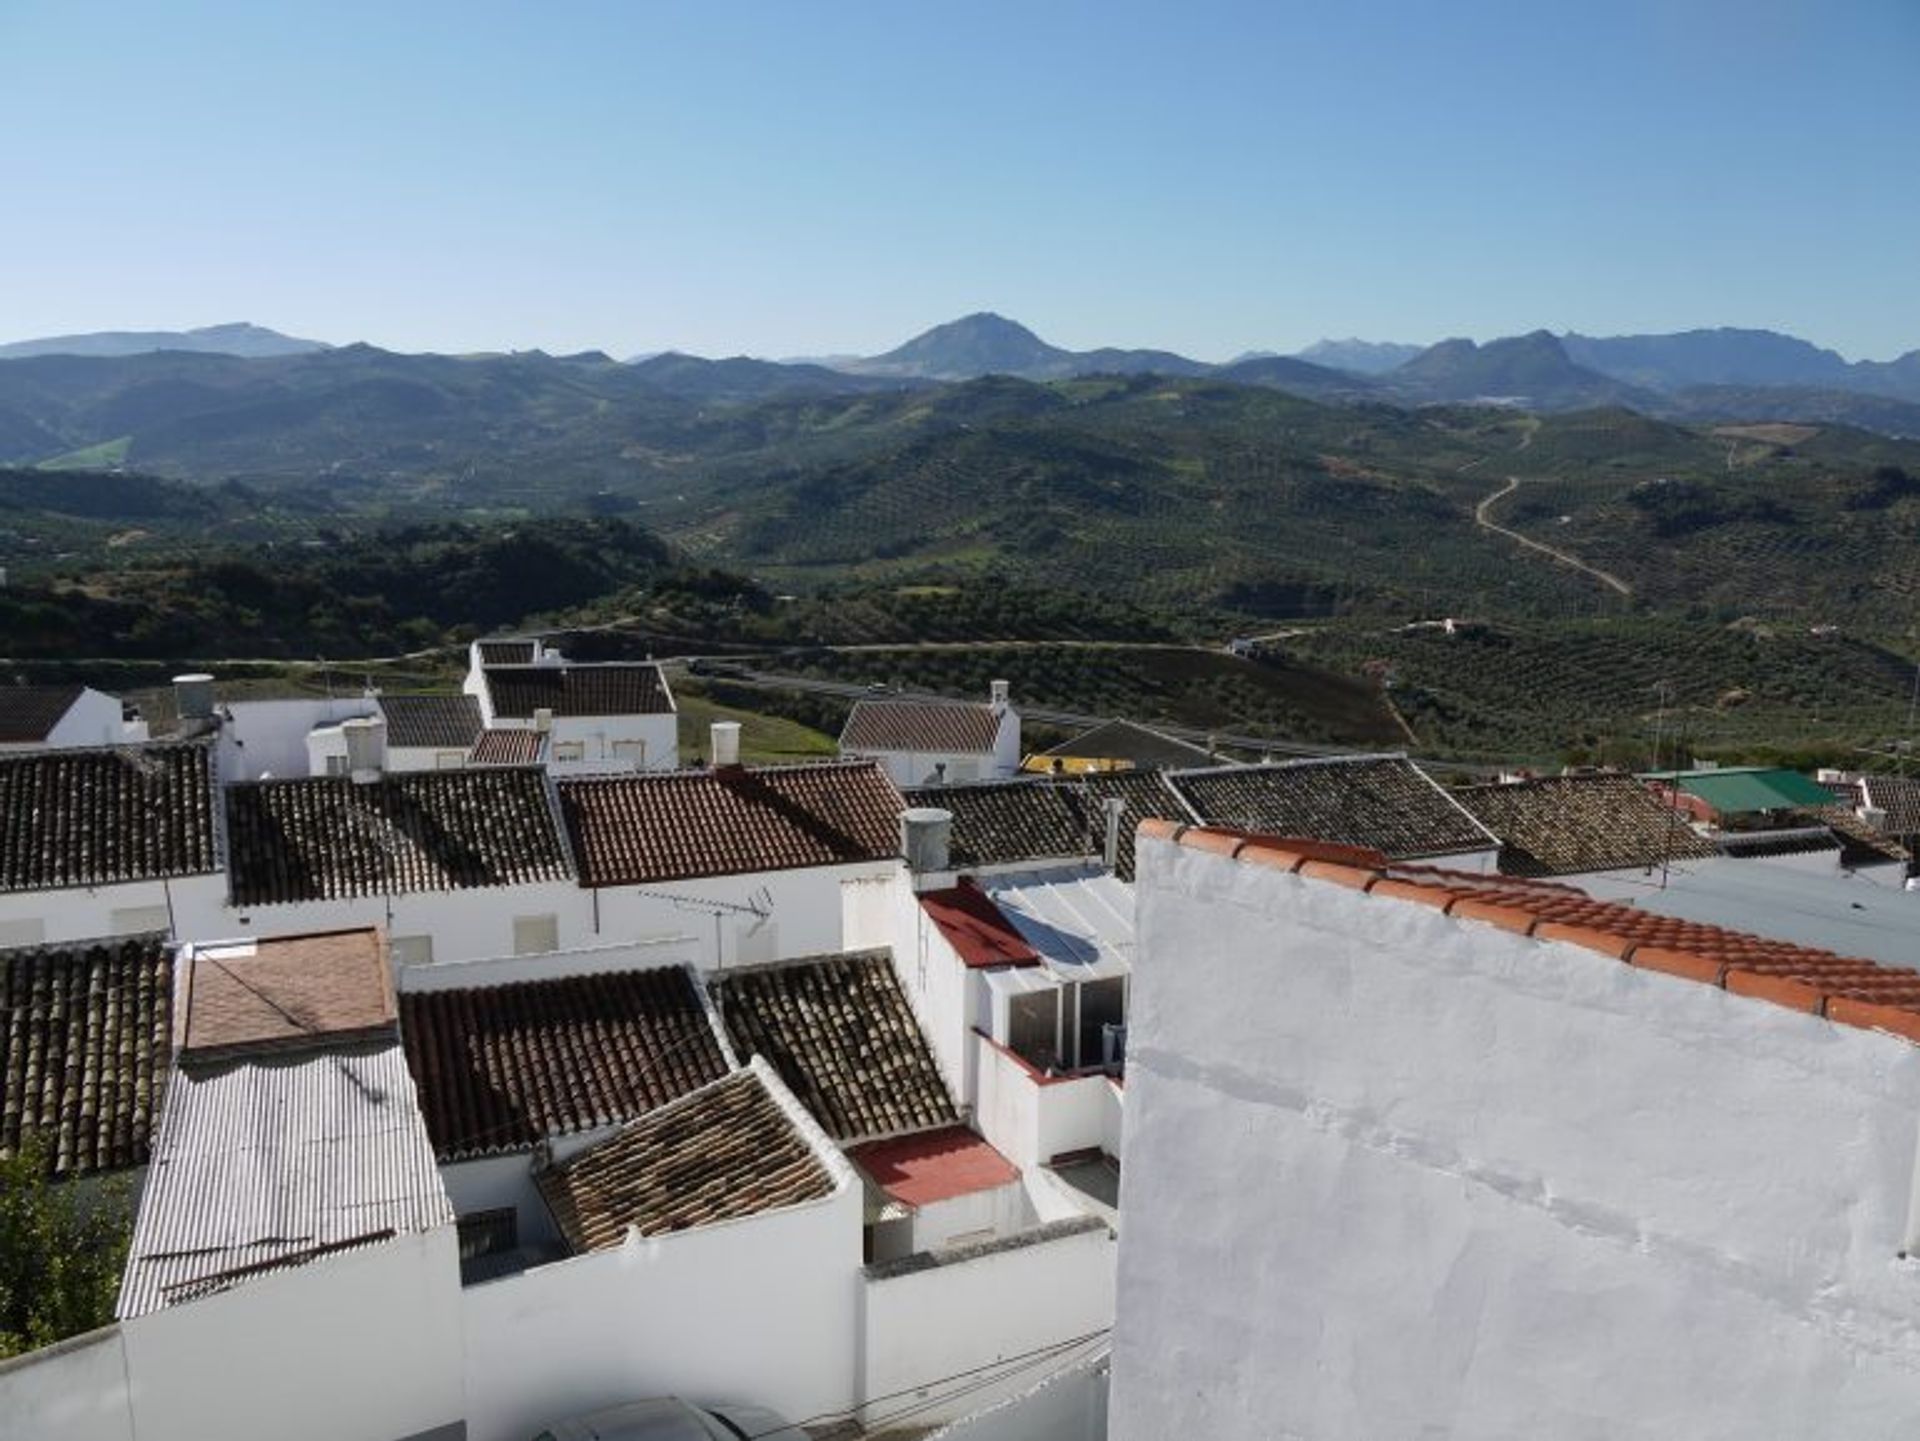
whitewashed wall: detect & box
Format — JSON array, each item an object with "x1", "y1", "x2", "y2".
[
  {"x1": 594, "y1": 860, "x2": 899, "y2": 972},
  {"x1": 217, "y1": 697, "x2": 375, "y2": 781},
  {"x1": 44, "y1": 689, "x2": 139, "y2": 749},
  {"x1": 971, "y1": 1034, "x2": 1117, "y2": 1172},
  {"x1": 185, "y1": 878, "x2": 594, "y2": 965},
  {"x1": 113, "y1": 1229, "x2": 464, "y2": 1441},
  {"x1": 543, "y1": 712, "x2": 679, "y2": 773},
  {"x1": 1111, "y1": 833, "x2": 1920, "y2": 1441},
  {"x1": 0, "y1": 1326, "x2": 135, "y2": 1441},
  {"x1": 460, "y1": 1098, "x2": 863, "y2": 1441},
  {"x1": 858, "y1": 1219, "x2": 1116, "y2": 1430},
  {"x1": 0, "y1": 872, "x2": 226, "y2": 948},
  {"x1": 912, "y1": 1177, "x2": 1036, "y2": 1252},
  {"x1": 927, "y1": 1355, "x2": 1109, "y2": 1441}
]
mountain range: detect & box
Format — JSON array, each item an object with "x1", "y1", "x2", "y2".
[
  {"x1": 4, "y1": 312, "x2": 1919, "y2": 442},
  {"x1": 0, "y1": 322, "x2": 327, "y2": 361}
]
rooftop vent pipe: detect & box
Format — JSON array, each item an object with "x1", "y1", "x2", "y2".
[
  {"x1": 711, "y1": 721, "x2": 742, "y2": 769},
  {"x1": 989, "y1": 679, "x2": 1011, "y2": 712}
]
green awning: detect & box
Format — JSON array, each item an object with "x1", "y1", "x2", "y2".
[{"x1": 1640, "y1": 767, "x2": 1835, "y2": 814}]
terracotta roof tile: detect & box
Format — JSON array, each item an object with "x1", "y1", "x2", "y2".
[
  {"x1": 1153, "y1": 824, "x2": 1920, "y2": 1052},
  {"x1": 1454, "y1": 774, "x2": 1720, "y2": 876},
  {"x1": 905, "y1": 770, "x2": 1193, "y2": 881},
  {"x1": 559, "y1": 760, "x2": 903, "y2": 887},
  {"x1": 0, "y1": 743, "x2": 217, "y2": 893},
  {"x1": 377, "y1": 693, "x2": 483, "y2": 749},
  {"x1": 0, "y1": 684, "x2": 85, "y2": 743},
  {"x1": 177, "y1": 929, "x2": 395, "y2": 1065},
  {"x1": 483, "y1": 663, "x2": 673, "y2": 719},
  {"x1": 469, "y1": 728, "x2": 547, "y2": 766},
  {"x1": 1167, "y1": 756, "x2": 1497, "y2": 861},
  {"x1": 709, "y1": 949, "x2": 957, "y2": 1141},
  {"x1": 225, "y1": 767, "x2": 572, "y2": 905},
  {"x1": 919, "y1": 883, "x2": 1042, "y2": 969},
  {"x1": 842, "y1": 699, "x2": 1002, "y2": 755},
  {"x1": 1, "y1": 935, "x2": 172, "y2": 1176},
  {"x1": 536, "y1": 1069, "x2": 836, "y2": 1250},
  {"x1": 477, "y1": 639, "x2": 537, "y2": 665},
  {"x1": 850, "y1": 1125, "x2": 1020, "y2": 1208},
  {"x1": 1859, "y1": 774, "x2": 1920, "y2": 837},
  {"x1": 399, "y1": 965, "x2": 730, "y2": 1161}
]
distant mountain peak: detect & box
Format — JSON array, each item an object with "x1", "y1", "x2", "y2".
[{"x1": 0, "y1": 322, "x2": 328, "y2": 360}]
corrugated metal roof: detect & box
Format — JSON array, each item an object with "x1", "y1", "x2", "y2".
[
  {"x1": 1644, "y1": 767, "x2": 1837, "y2": 815},
  {"x1": 118, "y1": 1041, "x2": 453, "y2": 1318},
  {"x1": 983, "y1": 868, "x2": 1136, "y2": 983}
]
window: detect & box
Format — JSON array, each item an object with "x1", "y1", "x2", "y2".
[
  {"x1": 390, "y1": 934, "x2": 434, "y2": 967},
  {"x1": 435, "y1": 750, "x2": 466, "y2": 769},
  {"x1": 513, "y1": 913, "x2": 559, "y2": 956},
  {"x1": 457, "y1": 1208, "x2": 518, "y2": 1262},
  {"x1": 1007, "y1": 989, "x2": 1060, "y2": 1071},
  {"x1": 111, "y1": 904, "x2": 171, "y2": 937},
  {"x1": 551, "y1": 741, "x2": 584, "y2": 763},
  {"x1": 610, "y1": 738, "x2": 647, "y2": 767},
  {"x1": 0, "y1": 918, "x2": 45, "y2": 948},
  {"x1": 324, "y1": 753, "x2": 350, "y2": 777}
]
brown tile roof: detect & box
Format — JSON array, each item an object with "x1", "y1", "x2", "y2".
[
  {"x1": 905, "y1": 780, "x2": 1104, "y2": 871},
  {"x1": 2, "y1": 935, "x2": 172, "y2": 1177},
  {"x1": 377, "y1": 693, "x2": 483, "y2": 749},
  {"x1": 176, "y1": 929, "x2": 395, "y2": 1065},
  {"x1": 225, "y1": 767, "x2": 572, "y2": 906},
  {"x1": 469, "y1": 728, "x2": 547, "y2": 765},
  {"x1": 842, "y1": 698, "x2": 1001, "y2": 755},
  {"x1": 399, "y1": 965, "x2": 731, "y2": 1161},
  {"x1": 1799, "y1": 804, "x2": 1911, "y2": 865},
  {"x1": 1453, "y1": 774, "x2": 1721, "y2": 877},
  {"x1": 903, "y1": 770, "x2": 1196, "y2": 882},
  {"x1": 1862, "y1": 775, "x2": 1920, "y2": 836},
  {"x1": 535, "y1": 1069, "x2": 836, "y2": 1251},
  {"x1": 1144, "y1": 821, "x2": 1920, "y2": 1049},
  {"x1": 710, "y1": 949, "x2": 957, "y2": 1141},
  {"x1": 0, "y1": 743, "x2": 218, "y2": 894},
  {"x1": 483, "y1": 663, "x2": 674, "y2": 719},
  {"x1": 559, "y1": 760, "x2": 904, "y2": 887},
  {"x1": 1167, "y1": 756, "x2": 1497, "y2": 861},
  {"x1": 0, "y1": 683, "x2": 84, "y2": 743},
  {"x1": 477, "y1": 639, "x2": 537, "y2": 665}
]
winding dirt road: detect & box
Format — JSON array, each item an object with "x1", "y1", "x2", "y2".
[{"x1": 1473, "y1": 477, "x2": 1632, "y2": 598}]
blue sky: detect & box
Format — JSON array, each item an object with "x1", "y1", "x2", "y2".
[{"x1": 2, "y1": 0, "x2": 1915, "y2": 360}]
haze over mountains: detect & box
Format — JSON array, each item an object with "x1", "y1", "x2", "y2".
[{"x1": 4, "y1": 311, "x2": 1919, "y2": 443}]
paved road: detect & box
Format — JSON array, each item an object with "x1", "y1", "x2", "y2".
[{"x1": 1473, "y1": 476, "x2": 1632, "y2": 599}]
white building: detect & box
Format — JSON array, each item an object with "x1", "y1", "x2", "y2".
[
  {"x1": 0, "y1": 743, "x2": 225, "y2": 947},
  {"x1": 841, "y1": 681, "x2": 1021, "y2": 786},
  {"x1": 0, "y1": 683, "x2": 145, "y2": 752},
  {"x1": 464, "y1": 637, "x2": 678, "y2": 774},
  {"x1": 555, "y1": 750, "x2": 909, "y2": 969},
  {"x1": 1111, "y1": 820, "x2": 1920, "y2": 1440},
  {"x1": 212, "y1": 763, "x2": 586, "y2": 965},
  {"x1": 304, "y1": 693, "x2": 484, "y2": 776}
]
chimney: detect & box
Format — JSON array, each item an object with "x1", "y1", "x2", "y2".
[
  {"x1": 342, "y1": 716, "x2": 386, "y2": 784},
  {"x1": 1102, "y1": 795, "x2": 1127, "y2": 871},
  {"x1": 533, "y1": 707, "x2": 554, "y2": 734},
  {"x1": 711, "y1": 721, "x2": 742, "y2": 769},
  {"x1": 900, "y1": 807, "x2": 953, "y2": 882},
  {"x1": 174, "y1": 673, "x2": 215, "y2": 723},
  {"x1": 989, "y1": 679, "x2": 1011, "y2": 713}
]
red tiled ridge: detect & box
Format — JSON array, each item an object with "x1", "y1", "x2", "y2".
[{"x1": 1143, "y1": 823, "x2": 1920, "y2": 1047}]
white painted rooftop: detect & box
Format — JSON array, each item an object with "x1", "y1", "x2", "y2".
[{"x1": 982, "y1": 866, "x2": 1136, "y2": 983}]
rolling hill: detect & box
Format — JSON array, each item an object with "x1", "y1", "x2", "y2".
[{"x1": 0, "y1": 322, "x2": 327, "y2": 360}]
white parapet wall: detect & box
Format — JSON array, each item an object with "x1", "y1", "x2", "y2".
[
  {"x1": 460, "y1": 1169, "x2": 865, "y2": 1441},
  {"x1": 1111, "y1": 831, "x2": 1920, "y2": 1441},
  {"x1": 971, "y1": 1031, "x2": 1120, "y2": 1172},
  {"x1": 0, "y1": 1325, "x2": 135, "y2": 1441},
  {"x1": 858, "y1": 1217, "x2": 1117, "y2": 1432}
]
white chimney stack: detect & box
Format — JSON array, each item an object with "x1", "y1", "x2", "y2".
[
  {"x1": 533, "y1": 707, "x2": 554, "y2": 734},
  {"x1": 342, "y1": 716, "x2": 385, "y2": 784},
  {"x1": 990, "y1": 679, "x2": 1011, "y2": 712},
  {"x1": 900, "y1": 807, "x2": 953, "y2": 878},
  {"x1": 174, "y1": 673, "x2": 215, "y2": 722},
  {"x1": 711, "y1": 721, "x2": 742, "y2": 768}
]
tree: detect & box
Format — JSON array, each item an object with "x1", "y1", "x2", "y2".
[{"x1": 0, "y1": 1139, "x2": 132, "y2": 1357}]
